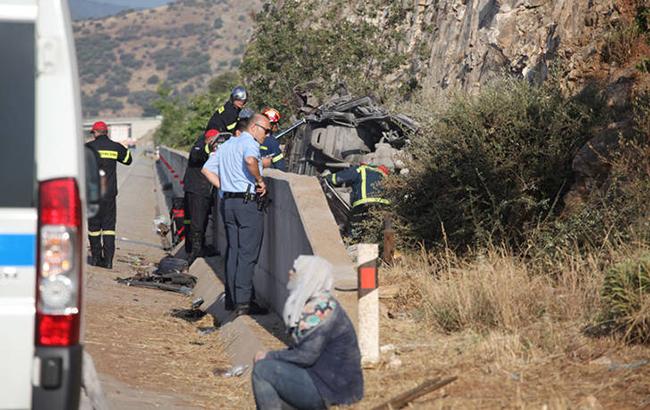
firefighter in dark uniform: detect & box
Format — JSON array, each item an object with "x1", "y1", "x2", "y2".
[
  {"x1": 205, "y1": 86, "x2": 247, "y2": 133},
  {"x1": 260, "y1": 107, "x2": 287, "y2": 171},
  {"x1": 182, "y1": 129, "x2": 220, "y2": 265},
  {"x1": 325, "y1": 161, "x2": 391, "y2": 241},
  {"x1": 85, "y1": 121, "x2": 133, "y2": 268}
]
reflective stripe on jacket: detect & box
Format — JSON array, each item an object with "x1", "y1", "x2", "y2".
[
  {"x1": 326, "y1": 165, "x2": 389, "y2": 208},
  {"x1": 85, "y1": 135, "x2": 133, "y2": 197}
]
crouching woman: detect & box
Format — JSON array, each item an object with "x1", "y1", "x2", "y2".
[{"x1": 252, "y1": 255, "x2": 364, "y2": 409}]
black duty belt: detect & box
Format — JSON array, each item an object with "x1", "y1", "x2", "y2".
[{"x1": 223, "y1": 192, "x2": 256, "y2": 201}]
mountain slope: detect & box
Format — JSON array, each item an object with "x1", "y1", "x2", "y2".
[
  {"x1": 69, "y1": 0, "x2": 174, "y2": 20},
  {"x1": 73, "y1": 0, "x2": 262, "y2": 117}
]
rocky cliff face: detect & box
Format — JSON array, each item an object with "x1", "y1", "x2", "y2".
[{"x1": 378, "y1": 0, "x2": 619, "y2": 94}]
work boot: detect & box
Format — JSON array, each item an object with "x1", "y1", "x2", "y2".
[
  {"x1": 89, "y1": 237, "x2": 103, "y2": 266},
  {"x1": 249, "y1": 301, "x2": 269, "y2": 315},
  {"x1": 233, "y1": 304, "x2": 250, "y2": 317},
  {"x1": 88, "y1": 256, "x2": 102, "y2": 267},
  {"x1": 234, "y1": 302, "x2": 269, "y2": 317}
]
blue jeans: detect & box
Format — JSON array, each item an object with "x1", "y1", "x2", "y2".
[{"x1": 253, "y1": 359, "x2": 325, "y2": 410}]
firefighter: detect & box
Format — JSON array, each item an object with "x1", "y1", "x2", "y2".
[
  {"x1": 325, "y1": 159, "x2": 391, "y2": 241},
  {"x1": 85, "y1": 121, "x2": 133, "y2": 269},
  {"x1": 260, "y1": 107, "x2": 287, "y2": 171},
  {"x1": 183, "y1": 129, "x2": 221, "y2": 265},
  {"x1": 205, "y1": 86, "x2": 247, "y2": 133}
]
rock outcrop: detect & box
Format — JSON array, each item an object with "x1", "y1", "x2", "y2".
[{"x1": 370, "y1": 0, "x2": 619, "y2": 95}]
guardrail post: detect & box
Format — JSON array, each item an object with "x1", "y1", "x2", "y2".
[{"x1": 356, "y1": 243, "x2": 379, "y2": 365}]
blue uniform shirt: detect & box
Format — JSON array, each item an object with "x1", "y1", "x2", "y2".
[
  {"x1": 260, "y1": 135, "x2": 287, "y2": 171},
  {"x1": 202, "y1": 132, "x2": 261, "y2": 193}
]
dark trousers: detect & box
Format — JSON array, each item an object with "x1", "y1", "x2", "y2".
[
  {"x1": 88, "y1": 196, "x2": 117, "y2": 264},
  {"x1": 253, "y1": 359, "x2": 325, "y2": 410},
  {"x1": 223, "y1": 197, "x2": 264, "y2": 306},
  {"x1": 183, "y1": 191, "x2": 212, "y2": 256}
]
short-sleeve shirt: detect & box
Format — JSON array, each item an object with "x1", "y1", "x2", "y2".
[{"x1": 202, "y1": 132, "x2": 261, "y2": 193}]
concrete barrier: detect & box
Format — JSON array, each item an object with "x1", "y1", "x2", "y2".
[{"x1": 157, "y1": 146, "x2": 357, "y2": 320}]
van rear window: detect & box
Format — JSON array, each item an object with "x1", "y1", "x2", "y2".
[{"x1": 0, "y1": 22, "x2": 36, "y2": 207}]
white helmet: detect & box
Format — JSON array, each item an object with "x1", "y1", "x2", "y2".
[{"x1": 230, "y1": 86, "x2": 248, "y2": 102}]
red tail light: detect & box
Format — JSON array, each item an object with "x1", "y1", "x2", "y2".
[
  {"x1": 36, "y1": 178, "x2": 82, "y2": 347},
  {"x1": 40, "y1": 178, "x2": 81, "y2": 226},
  {"x1": 36, "y1": 313, "x2": 80, "y2": 346}
]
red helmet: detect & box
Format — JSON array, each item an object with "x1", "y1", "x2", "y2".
[
  {"x1": 262, "y1": 107, "x2": 281, "y2": 124},
  {"x1": 205, "y1": 129, "x2": 219, "y2": 138},
  {"x1": 91, "y1": 121, "x2": 108, "y2": 132}
]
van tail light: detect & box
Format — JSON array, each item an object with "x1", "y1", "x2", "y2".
[{"x1": 36, "y1": 178, "x2": 82, "y2": 347}]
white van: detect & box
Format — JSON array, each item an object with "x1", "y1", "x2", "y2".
[{"x1": 0, "y1": 1, "x2": 100, "y2": 408}]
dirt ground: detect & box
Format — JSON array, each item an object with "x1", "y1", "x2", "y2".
[{"x1": 84, "y1": 253, "x2": 255, "y2": 409}]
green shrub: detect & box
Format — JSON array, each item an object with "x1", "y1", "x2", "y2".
[
  {"x1": 527, "y1": 92, "x2": 650, "y2": 261},
  {"x1": 637, "y1": 58, "x2": 650, "y2": 73},
  {"x1": 530, "y1": 138, "x2": 650, "y2": 261},
  {"x1": 600, "y1": 254, "x2": 650, "y2": 343},
  {"x1": 103, "y1": 97, "x2": 124, "y2": 112},
  {"x1": 382, "y1": 78, "x2": 601, "y2": 251},
  {"x1": 602, "y1": 23, "x2": 640, "y2": 65}
]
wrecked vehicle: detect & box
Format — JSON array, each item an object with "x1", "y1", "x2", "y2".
[{"x1": 276, "y1": 90, "x2": 418, "y2": 232}]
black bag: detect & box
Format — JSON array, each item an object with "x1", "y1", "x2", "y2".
[{"x1": 156, "y1": 256, "x2": 189, "y2": 275}]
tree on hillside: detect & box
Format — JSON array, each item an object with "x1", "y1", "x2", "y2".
[{"x1": 241, "y1": 1, "x2": 407, "y2": 118}]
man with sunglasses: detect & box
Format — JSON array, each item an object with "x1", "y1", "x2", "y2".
[{"x1": 201, "y1": 113, "x2": 272, "y2": 316}]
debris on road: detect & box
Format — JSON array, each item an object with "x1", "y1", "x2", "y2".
[
  {"x1": 198, "y1": 326, "x2": 217, "y2": 336},
  {"x1": 153, "y1": 215, "x2": 171, "y2": 250},
  {"x1": 169, "y1": 308, "x2": 206, "y2": 322},
  {"x1": 216, "y1": 364, "x2": 249, "y2": 378},
  {"x1": 191, "y1": 297, "x2": 205, "y2": 310},
  {"x1": 607, "y1": 359, "x2": 649, "y2": 371},
  {"x1": 115, "y1": 255, "x2": 196, "y2": 295}
]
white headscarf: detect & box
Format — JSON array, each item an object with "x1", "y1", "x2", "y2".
[{"x1": 282, "y1": 255, "x2": 334, "y2": 329}]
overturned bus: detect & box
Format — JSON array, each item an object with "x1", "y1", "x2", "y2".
[{"x1": 276, "y1": 92, "x2": 419, "y2": 232}]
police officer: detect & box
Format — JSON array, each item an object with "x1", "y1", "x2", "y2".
[
  {"x1": 325, "y1": 159, "x2": 391, "y2": 241},
  {"x1": 260, "y1": 107, "x2": 287, "y2": 171},
  {"x1": 201, "y1": 113, "x2": 271, "y2": 316},
  {"x1": 182, "y1": 129, "x2": 220, "y2": 265},
  {"x1": 205, "y1": 86, "x2": 247, "y2": 133},
  {"x1": 85, "y1": 121, "x2": 133, "y2": 268}
]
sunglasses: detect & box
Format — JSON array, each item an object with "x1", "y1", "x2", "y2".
[{"x1": 255, "y1": 123, "x2": 272, "y2": 136}]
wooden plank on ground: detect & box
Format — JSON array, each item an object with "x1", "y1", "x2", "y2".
[{"x1": 371, "y1": 376, "x2": 458, "y2": 410}]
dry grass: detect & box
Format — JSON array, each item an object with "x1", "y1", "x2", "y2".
[
  {"x1": 358, "y1": 246, "x2": 650, "y2": 408},
  {"x1": 383, "y1": 246, "x2": 605, "y2": 337}
]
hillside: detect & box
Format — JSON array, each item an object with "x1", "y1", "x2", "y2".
[
  {"x1": 69, "y1": 0, "x2": 175, "y2": 20},
  {"x1": 73, "y1": 0, "x2": 262, "y2": 117}
]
